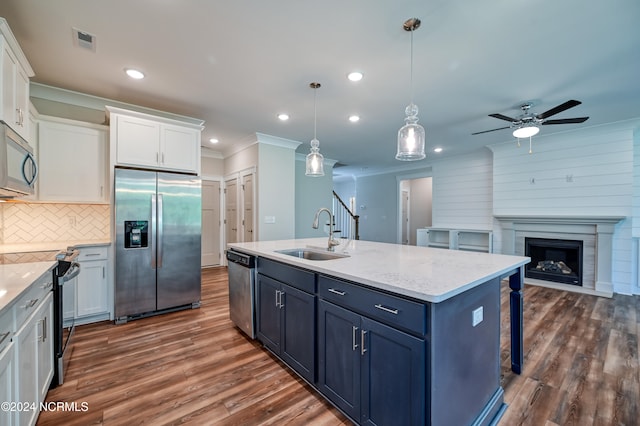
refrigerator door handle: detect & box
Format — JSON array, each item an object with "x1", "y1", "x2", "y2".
[
  {"x1": 157, "y1": 194, "x2": 164, "y2": 268},
  {"x1": 151, "y1": 194, "x2": 157, "y2": 269}
]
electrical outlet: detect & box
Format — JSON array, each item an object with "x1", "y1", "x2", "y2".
[
  {"x1": 472, "y1": 306, "x2": 483, "y2": 327},
  {"x1": 264, "y1": 216, "x2": 276, "y2": 224}
]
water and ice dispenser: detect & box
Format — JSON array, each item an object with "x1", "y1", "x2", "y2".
[{"x1": 124, "y1": 221, "x2": 148, "y2": 248}]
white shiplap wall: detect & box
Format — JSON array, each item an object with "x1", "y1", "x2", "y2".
[
  {"x1": 490, "y1": 121, "x2": 638, "y2": 294},
  {"x1": 432, "y1": 149, "x2": 494, "y2": 230}
]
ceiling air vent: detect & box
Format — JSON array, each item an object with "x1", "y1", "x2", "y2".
[{"x1": 72, "y1": 27, "x2": 96, "y2": 52}]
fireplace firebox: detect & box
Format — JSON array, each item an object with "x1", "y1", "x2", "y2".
[{"x1": 524, "y1": 237, "x2": 583, "y2": 286}]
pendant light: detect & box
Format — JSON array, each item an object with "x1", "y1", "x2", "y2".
[
  {"x1": 306, "y1": 82, "x2": 325, "y2": 176},
  {"x1": 396, "y1": 18, "x2": 426, "y2": 161}
]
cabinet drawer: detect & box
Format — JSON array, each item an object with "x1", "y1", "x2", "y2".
[
  {"x1": 257, "y1": 258, "x2": 315, "y2": 294},
  {"x1": 14, "y1": 273, "x2": 53, "y2": 327},
  {"x1": 77, "y1": 245, "x2": 108, "y2": 261},
  {"x1": 318, "y1": 275, "x2": 427, "y2": 335}
]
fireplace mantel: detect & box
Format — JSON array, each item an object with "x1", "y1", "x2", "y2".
[
  {"x1": 493, "y1": 215, "x2": 625, "y2": 226},
  {"x1": 494, "y1": 215, "x2": 626, "y2": 296}
]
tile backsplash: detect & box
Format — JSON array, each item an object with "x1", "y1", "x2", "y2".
[{"x1": 0, "y1": 203, "x2": 110, "y2": 244}]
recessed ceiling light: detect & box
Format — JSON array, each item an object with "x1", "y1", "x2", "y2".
[
  {"x1": 434, "y1": 147, "x2": 443, "y2": 153},
  {"x1": 277, "y1": 113, "x2": 289, "y2": 121},
  {"x1": 209, "y1": 138, "x2": 219, "y2": 144},
  {"x1": 347, "y1": 71, "x2": 363, "y2": 82},
  {"x1": 348, "y1": 115, "x2": 360, "y2": 123},
  {"x1": 125, "y1": 68, "x2": 145, "y2": 79}
]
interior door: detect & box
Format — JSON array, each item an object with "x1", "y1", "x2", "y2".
[
  {"x1": 225, "y1": 178, "x2": 238, "y2": 244},
  {"x1": 201, "y1": 180, "x2": 221, "y2": 266},
  {"x1": 242, "y1": 173, "x2": 254, "y2": 242},
  {"x1": 401, "y1": 190, "x2": 409, "y2": 245}
]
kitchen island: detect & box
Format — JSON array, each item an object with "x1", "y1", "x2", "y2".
[{"x1": 228, "y1": 238, "x2": 529, "y2": 426}]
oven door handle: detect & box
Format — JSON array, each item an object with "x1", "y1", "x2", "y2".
[{"x1": 61, "y1": 262, "x2": 81, "y2": 282}]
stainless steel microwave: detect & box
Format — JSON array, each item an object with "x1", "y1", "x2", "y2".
[{"x1": 0, "y1": 121, "x2": 37, "y2": 198}]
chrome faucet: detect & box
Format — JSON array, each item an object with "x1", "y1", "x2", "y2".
[{"x1": 312, "y1": 207, "x2": 341, "y2": 251}]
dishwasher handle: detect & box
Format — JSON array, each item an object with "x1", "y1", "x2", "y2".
[{"x1": 226, "y1": 250, "x2": 255, "y2": 268}]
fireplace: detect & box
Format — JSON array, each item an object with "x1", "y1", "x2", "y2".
[{"x1": 525, "y1": 237, "x2": 583, "y2": 286}]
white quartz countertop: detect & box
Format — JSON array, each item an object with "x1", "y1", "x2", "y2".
[
  {"x1": 0, "y1": 240, "x2": 111, "y2": 254},
  {"x1": 228, "y1": 238, "x2": 530, "y2": 303},
  {"x1": 0, "y1": 261, "x2": 57, "y2": 315}
]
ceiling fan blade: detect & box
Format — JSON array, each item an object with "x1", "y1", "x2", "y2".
[
  {"x1": 536, "y1": 100, "x2": 581, "y2": 120},
  {"x1": 542, "y1": 117, "x2": 589, "y2": 125},
  {"x1": 488, "y1": 113, "x2": 518, "y2": 122},
  {"x1": 471, "y1": 126, "x2": 511, "y2": 135}
]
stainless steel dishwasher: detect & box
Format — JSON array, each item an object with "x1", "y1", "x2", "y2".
[{"x1": 226, "y1": 249, "x2": 256, "y2": 338}]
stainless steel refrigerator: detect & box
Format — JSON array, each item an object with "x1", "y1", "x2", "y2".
[{"x1": 114, "y1": 168, "x2": 201, "y2": 323}]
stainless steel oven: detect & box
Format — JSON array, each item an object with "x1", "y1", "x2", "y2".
[
  {"x1": 53, "y1": 248, "x2": 80, "y2": 386},
  {"x1": 0, "y1": 248, "x2": 78, "y2": 387}
]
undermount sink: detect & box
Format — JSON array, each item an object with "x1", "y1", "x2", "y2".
[{"x1": 275, "y1": 248, "x2": 349, "y2": 261}]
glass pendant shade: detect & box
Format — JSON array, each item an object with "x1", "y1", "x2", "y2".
[
  {"x1": 396, "y1": 103, "x2": 426, "y2": 160},
  {"x1": 512, "y1": 125, "x2": 540, "y2": 138},
  {"x1": 306, "y1": 138, "x2": 325, "y2": 176}
]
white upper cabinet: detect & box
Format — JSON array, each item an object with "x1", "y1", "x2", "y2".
[
  {"x1": 38, "y1": 116, "x2": 108, "y2": 203},
  {"x1": 107, "y1": 106, "x2": 203, "y2": 174},
  {"x1": 0, "y1": 18, "x2": 34, "y2": 141}
]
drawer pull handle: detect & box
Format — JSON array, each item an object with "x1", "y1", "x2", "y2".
[
  {"x1": 328, "y1": 288, "x2": 346, "y2": 296},
  {"x1": 21, "y1": 298, "x2": 39, "y2": 309},
  {"x1": 41, "y1": 281, "x2": 53, "y2": 290},
  {"x1": 85, "y1": 253, "x2": 101, "y2": 257},
  {"x1": 375, "y1": 304, "x2": 399, "y2": 315},
  {"x1": 0, "y1": 332, "x2": 10, "y2": 346}
]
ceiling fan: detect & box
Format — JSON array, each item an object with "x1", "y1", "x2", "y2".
[{"x1": 472, "y1": 100, "x2": 589, "y2": 136}]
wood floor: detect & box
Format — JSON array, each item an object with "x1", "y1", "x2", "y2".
[{"x1": 37, "y1": 267, "x2": 639, "y2": 426}]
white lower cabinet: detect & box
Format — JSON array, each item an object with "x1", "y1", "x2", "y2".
[
  {"x1": 36, "y1": 296, "x2": 53, "y2": 404},
  {"x1": 14, "y1": 291, "x2": 53, "y2": 426},
  {"x1": 75, "y1": 245, "x2": 110, "y2": 324},
  {"x1": 0, "y1": 341, "x2": 15, "y2": 426}
]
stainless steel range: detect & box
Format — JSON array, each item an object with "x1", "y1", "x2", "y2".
[
  {"x1": 1, "y1": 248, "x2": 80, "y2": 387},
  {"x1": 53, "y1": 248, "x2": 80, "y2": 386}
]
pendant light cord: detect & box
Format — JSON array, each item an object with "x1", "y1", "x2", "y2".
[
  {"x1": 410, "y1": 28, "x2": 414, "y2": 105},
  {"x1": 314, "y1": 86, "x2": 317, "y2": 139}
]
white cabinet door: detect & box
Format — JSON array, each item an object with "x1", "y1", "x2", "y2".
[
  {"x1": 0, "y1": 341, "x2": 15, "y2": 426},
  {"x1": 0, "y1": 39, "x2": 29, "y2": 140},
  {"x1": 76, "y1": 260, "x2": 108, "y2": 318},
  {"x1": 14, "y1": 311, "x2": 38, "y2": 426},
  {"x1": 115, "y1": 114, "x2": 161, "y2": 168},
  {"x1": 160, "y1": 124, "x2": 199, "y2": 172},
  {"x1": 36, "y1": 293, "x2": 54, "y2": 404},
  {"x1": 14, "y1": 65, "x2": 29, "y2": 139},
  {"x1": 38, "y1": 118, "x2": 107, "y2": 203},
  {"x1": 109, "y1": 107, "x2": 202, "y2": 174}
]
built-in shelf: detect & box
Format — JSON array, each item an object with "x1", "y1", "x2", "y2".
[{"x1": 417, "y1": 228, "x2": 493, "y2": 253}]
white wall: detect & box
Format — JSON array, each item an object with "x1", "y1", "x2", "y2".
[
  {"x1": 432, "y1": 149, "x2": 494, "y2": 230},
  {"x1": 257, "y1": 141, "x2": 297, "y2": 241},
  {"x1": 295, "y1": 157, "x2": 334, "y2": 238},
  {"x1": 408, "y1": 177, "x2": 433, "y2": 245}
]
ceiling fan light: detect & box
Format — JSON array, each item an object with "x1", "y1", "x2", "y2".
[{"x1": 513, "y1": 125, "x2": 540, "y2": 138}]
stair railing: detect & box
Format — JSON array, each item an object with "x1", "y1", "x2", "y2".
[{"x1": 332, "y1": 190, "x2": 359, "y2": 240}]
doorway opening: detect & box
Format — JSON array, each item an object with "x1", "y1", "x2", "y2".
[{"x1": 397, "y1": 176, "x2": 433, "y2": 245}]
